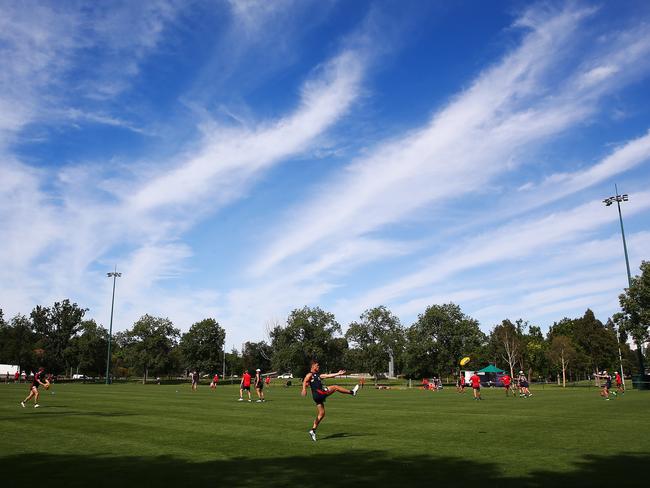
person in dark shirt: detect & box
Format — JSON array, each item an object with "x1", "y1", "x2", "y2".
[
  {"x1": 191, "y1": 370, "x2": 199, "y2": 391},
  {"x1": 301, "y1": 360, "x2": 359, "y2": 441},
  {"x1": 254, "y1": 369, "x2": 265, "y2": 402},
  {"x1": 595, "y1": 371, "x2": 612, "y2": 400},
  {"x1": 21, "y1": 367, "x2": 48, "y2": 408}
]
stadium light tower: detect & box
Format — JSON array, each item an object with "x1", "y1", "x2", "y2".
[
  {"x1": 603, "y1": 185, "x2": 632, "y2": 385},
  {"x1": 105, "y1": 267, "x2": 122, "y2": 385}
]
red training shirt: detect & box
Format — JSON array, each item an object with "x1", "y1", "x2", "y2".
[
  {"x1": 470, "y1": 374, "x2": 481, "y2": 388},
  {"x1": 242, "y1": 372, "x2": 251, "y2": 387}
]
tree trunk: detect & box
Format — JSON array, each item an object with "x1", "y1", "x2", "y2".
[{"x1": 561, "y1": 350, "x2": 566, "y2": 388}]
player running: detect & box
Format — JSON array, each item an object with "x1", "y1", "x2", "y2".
[
  {"x1": 21, "y1": 367, "x2": 48, "y2": 408},
  {"x1": 517, "y1": 371, "x2": 532, "y2": 397},
  {"x1": 191, "y1": 370, "x2": 199, "y2": 391},
  {"x1": 210, "y1": 373, "x2": 219, "y2": 389},
  {"x1": 470, "y1": 371, "x2": 482, "y2": 401},
  {"x1": 239, "y1": 369, "x2": 252, "y2": 402},
  {"x1": 302, "y1": 360, "x2": 359, "y2": 441},
  {"x1": 501, "y1": 373, "x2": 512, "y2": 396},
  {"x1": 254, "y1": 369, "x2": 265, "y2": 402},
  {"x1": 595, "y1": 371, "x2": 612, "y2": 400}
]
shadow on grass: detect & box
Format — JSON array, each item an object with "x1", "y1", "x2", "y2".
[
  {"x1": 0, "y1": 451, "x2": 646, "y2": 488},
  {"x1": 320, "y1": 432, "x2": 372, "y2": 440},
  {"x1": 0, "y1": 410, "x2": 135, "y2": 420}
]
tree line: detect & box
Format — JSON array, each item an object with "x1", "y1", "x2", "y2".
[{"x1": 2, "y1": 261, "x2": 648, "y2": 383}]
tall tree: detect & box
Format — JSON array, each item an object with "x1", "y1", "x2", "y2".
[
  {"x1": 0, "y1": 314, "x2": 37, "y2": 372},
  {"x1": 225, "y1": 348, "x2": 243, "y2": 377},
  {"x1": 30, "y1": 300, "x2": 87, "y2": 374},
  {"x1": 547, "y1": 335, "x2": 576, "y2": 387},
  {"x1": 520, "y1": 324, "x2": 549, "y2": 380},
  {"x1": 179, "y1": 318, "x2": 226, "y2": 374},
  {"x1": 69, "y1": 320, "x2": 109, "y2": 376},
  {"x1": 122, "y1": 315, "x2": 180, "y2": 383},
  {"x1": 242, "y1": 341, "x2": 273, "y2": 372},
  {"x1": 404, "y1": 303, "x2": 484, "y2": 378},
  {"x1": 345, "y1": 306, "x2": 404, "y2": 381},
  {"x1": 490, "y1": 319, "x2": 522, "y2": 378},
  {"x1": 270, "y1": 306, "x2": 343, "y2": 377},
  {"x1": 618, "y1": 260, "x2": 650, "y2": 373}
]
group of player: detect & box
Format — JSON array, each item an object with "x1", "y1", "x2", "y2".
[
  {"x1": 238, "y1": 369, "x2": 270, "y2": 402},
  {"x1": 456, "y1": 371, "x2": 532, "y2": 400},
  {"x1": 15, "y1": 361, "x2": 627, "y2": 445},
  {"x1": 594, "y1": 370, "x2": 625, "y2": 400}
]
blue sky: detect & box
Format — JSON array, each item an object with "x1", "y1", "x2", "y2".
[{"x1": 2, "y1": 0, "x2": 650, "y2": 349}]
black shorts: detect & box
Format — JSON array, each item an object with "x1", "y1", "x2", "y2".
[
  {"x1": 256, "y1": 383, "x2": 264, "y2": 390},
  {"x1": 473, "y1": 386, "x2": 480, "y2": 391},
  {"x1": 242, "y1": 385, "x2": 250, "y2": 391},
  {"x1": 313, "y1": 393, "x2": 327, "y2": 405}
]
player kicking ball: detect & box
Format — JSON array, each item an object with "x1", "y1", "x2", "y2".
[
  {"x1": 21, "y1": 367, "x2": 49, "y2": 409},
  {"x1": 302, "y1": 360, "x2": 359, "y2": 442}
]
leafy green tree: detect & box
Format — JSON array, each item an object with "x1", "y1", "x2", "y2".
[
  {"x1": 179, "y1": 318, "x2": 226, "y2": 374},
  {"x1": 516, "y1": 324, "x2": 549, "y2": 380},
  {"x1": 345, "y1": 306, "x2": 403, "y2": 381},
  {"x1": 270, "y1": 306, "x2": 343, "y2": 377},
  {"x1": 122, "y1": 315, "x2": 180, "y2": 382},
  {"x1": 404, "y1": 303, "x2": 484, "y2": 378},
  {"x1": 242, "y1": 341, "x2": 273, "y2": 372},
  {"x1": 547, "y1": 335, "x2": 576, "y2": 387},
  {"x1": 548, "y1": 310, "x2": 618, "y2": 379},
  {"x1": 30, "y1": 300, "x2": 87, "y2": 374},
  {"x1": 489, "y1": 319, "x2": 523, "y2": 378},
  {"x1": 0, "y1": 314, "x2": 37, "y2": 372},
  {"x1": 69, "y1": 320, "x2": 109, "y2": 376},
  {"x1": 225, "y1": 348, "x2": 243, "y2": 377},
  {"x1": 617, "y1": 260, "x2": 650, "y2": 373},
  {"x1": 574, "y1": 309, "x2": 617, "y2": 374}
]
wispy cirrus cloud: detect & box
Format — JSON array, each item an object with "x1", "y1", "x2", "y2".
[
  {"x1": 206, "y1": 5, "x2": 650, "y2": 340},
  {"x1": 0, "y1": 0, "x2": 372, "y2": 336},
  {"x1": 252, "y1": 5, "x2": 650, "y2": 276}
]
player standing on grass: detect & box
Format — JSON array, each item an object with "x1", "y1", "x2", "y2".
[
  {"x1": 239, "y1": 369, "x2": 252, "y2": 402},
  {"x1": 470, "y1": 371, "x2": 482, "y2": 401},
  {"x1": 615, "y1": 371, "x2": 624, "y2": 395},
  {"x1": 302, "y1": 360, "x2": 359, "y2": 442},
  {"x1": 456, "y1": 372, "x2": 465, "y2": 393},
  {"x1": 21, "y1": 367, "x2": 48, "y2": 408},
  {"x1": 254, "y1": 369, "x2": 265, "y2": 402},
  {"x1": 191, "y1": 370, "x2": 199, "y2": 391}
]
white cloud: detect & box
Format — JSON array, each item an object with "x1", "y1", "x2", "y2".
[
  {"x1": 128, "y1": 49, "x2": 365, "y2": 214},
  {"x1": 252, "y1": 6, "x2": 650, "y2": 277}
]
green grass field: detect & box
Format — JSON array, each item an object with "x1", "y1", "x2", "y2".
[{"x1": 1, "y1": 382, "x2": 649, "y2": 487}]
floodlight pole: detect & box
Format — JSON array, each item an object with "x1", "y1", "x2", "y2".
[
  {"x1": 603, "y1": 186, "x2": 636, "y2": 382},
  {"x1": 105, "y1": 267, "x2": 122, "y2": 385}
]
